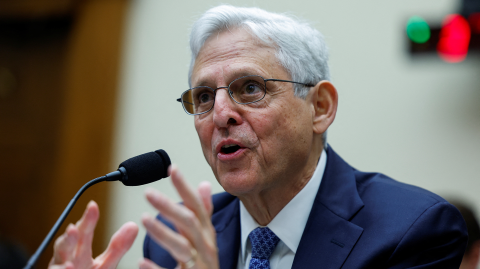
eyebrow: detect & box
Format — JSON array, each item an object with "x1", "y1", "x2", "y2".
[{"x1": 192, "y1": 70, "x2": 265, "y2": 88}]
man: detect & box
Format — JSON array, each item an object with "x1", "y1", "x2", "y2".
[{"x1": 49, "y1": 5, "x2": 468, "y2": 269}]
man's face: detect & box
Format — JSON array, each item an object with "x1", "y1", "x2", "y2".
[{"x1": 191, "y1": 28, "x2": 315, "y2": 197}]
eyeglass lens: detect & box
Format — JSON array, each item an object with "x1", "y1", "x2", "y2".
[{"x1": 181, "y1": 75, "x2": 267, "y2": 114}]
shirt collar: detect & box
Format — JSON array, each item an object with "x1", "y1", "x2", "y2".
[{"x1": 239, "y1": 149, "x2": 327, "y2": 261}]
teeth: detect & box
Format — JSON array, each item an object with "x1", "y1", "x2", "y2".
[{"x1": 222, "y1": 144, "x2": 237, "y2": 148}]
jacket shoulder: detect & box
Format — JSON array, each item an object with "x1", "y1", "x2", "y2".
[
  {"x1": 355, "y1": 171, "x2": 446, "y2": 212},
  {"x1": 346, "y1": 171, "x2": 467, "y2": 267}
]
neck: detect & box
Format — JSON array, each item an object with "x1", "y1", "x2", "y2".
[{"x1": 239, "y1": 143, "x2": 324, "y2": 226}]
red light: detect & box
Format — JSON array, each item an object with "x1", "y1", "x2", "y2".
[
  {"x1": 437, "y1": 14, "x2": 471, "y2": 63},
  {"x1": 468, "y1": 12, "x2": 480, "y2": 33}
]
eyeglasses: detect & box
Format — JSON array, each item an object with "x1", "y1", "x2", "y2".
[{"x1": 177, "y1": 75, "x2": 314, "y2": 115}]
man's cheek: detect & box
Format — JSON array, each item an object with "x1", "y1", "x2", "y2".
[
  {"x1": 195, "y1": 124, "x2": 210, "y2": 149},
  {"x1": 194, "y1": 128, "x2": 212, "y2": 166}
]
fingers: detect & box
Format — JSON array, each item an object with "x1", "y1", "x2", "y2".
[
  {"x1": 48, "y1": 261, "x2": 75, "y2": 269},
  {"x1": 142, "y1": 213, "x2": 193, "y2": 263},
  {"x1": 50, "y1": 201, "x2": 137, "y2": 269},
  {"x1": 145, "y1": 188, "x2": 199, "y2": 232},
  {"x1": 75, "y1": 200, "x2": 100, "y2": 261},
  {"x1": 168, "y1": 166, "x2": 216, "y2": 249},
  {"x1": 51, "y1": 201, "x2": 99, "y2": 268},
  {"x1": 52, "y1": 224, "x2": 79, "y2": 264},
  {"x1": 145, "y1": 187, "x2": 211, "y2": 255},
  {"x1": 169, "y1": 166, "x2": 211, "y2": 226},
  {"x1": 197, "y1": 181, "x2": 213, "y2": 217},
  {"x1": 94, "y1": 221, "x2": 139, "y2": 268},
  {"x1": 139, "y1": 258, "x2": 166, "y2": 269},
  {"x1": 51, "y1": 201, "x2": 98, "y2": 266},
  {"x1": 144, "y1": 165, "x2": 219, "y2": 268}
]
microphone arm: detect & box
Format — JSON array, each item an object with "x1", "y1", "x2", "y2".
[
  {"x1": 23, "y1": 168, "x2": 126, "y2": 269},
  {"x1": 23, "y1": 148, "x2": 170, "y2": 269}
]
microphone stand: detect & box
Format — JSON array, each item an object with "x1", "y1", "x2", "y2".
[{"x1": 23, "y1": 169, "x2": 124, "y2": 269}]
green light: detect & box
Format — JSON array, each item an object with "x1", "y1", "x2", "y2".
[{"x1": 406, "y1": 16, "x2": 431, "y2": 44}]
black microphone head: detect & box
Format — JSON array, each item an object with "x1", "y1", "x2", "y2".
[{"x1": 118, "y1": 149, "x2": 171, "y2": 186}]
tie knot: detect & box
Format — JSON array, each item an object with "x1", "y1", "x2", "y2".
[{"x1": 248, "y1": 227, "x2": 280, "y2": 260}]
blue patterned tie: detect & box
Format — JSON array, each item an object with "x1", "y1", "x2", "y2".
[{"x1": 248, "y1": 227, "x2": 280, "y2": 269}]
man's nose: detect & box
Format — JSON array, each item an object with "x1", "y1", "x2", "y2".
[{"x1": 212, "y1": 89, "x2": 242, "y2": 128}]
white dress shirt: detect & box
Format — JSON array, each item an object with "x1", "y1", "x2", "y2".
[{"x1": 236, "y1": 150, "x2": 327, "y2": 269}]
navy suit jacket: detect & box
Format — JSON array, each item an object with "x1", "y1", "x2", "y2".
[{"x1": 144, "y1": 147, "x2": 468, "y2": 268}]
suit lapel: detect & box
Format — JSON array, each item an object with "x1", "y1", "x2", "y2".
[
  {"x1": 213, "y1": 196, "x2": 241, "y2": 269},
  {"x1": 292, "y1": 147, "x2": 365, "y2": 269}
]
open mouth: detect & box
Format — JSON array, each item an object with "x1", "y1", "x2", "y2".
[{"x1": 220, "y1": 144, "x2": 241, "y2": 154}]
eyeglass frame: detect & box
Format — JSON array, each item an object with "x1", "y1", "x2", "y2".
[{"x1": 176, "y1": 75, "x2": 315, "y2": 115}]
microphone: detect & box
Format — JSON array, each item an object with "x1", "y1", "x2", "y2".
[
  {"x1": 23, "y1": 149, "x2": 171, "y2": 269},
  {"x1": 107, "y1": 149, "x2": 171, "y2": 186}
]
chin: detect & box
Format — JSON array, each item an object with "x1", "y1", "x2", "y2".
[{"x1": 217, "y1": 170, "x2": 259, "y2": 196}]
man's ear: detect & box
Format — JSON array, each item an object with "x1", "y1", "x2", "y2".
[{"x1": 308, "y1": 80, "x2": 338, "y2": 134}]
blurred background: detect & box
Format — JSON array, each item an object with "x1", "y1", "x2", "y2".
[{"x1": 0, "y1": 0, "x2": 479, "y2": 268}]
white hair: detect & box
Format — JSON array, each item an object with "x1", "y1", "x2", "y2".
[{"x1": 189, "y1": 5, "x2": 330, "y2": 146}]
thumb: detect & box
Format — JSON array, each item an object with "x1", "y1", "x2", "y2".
[{"x1": 94, "y1": 222, "x2": 139, "y2": 268}]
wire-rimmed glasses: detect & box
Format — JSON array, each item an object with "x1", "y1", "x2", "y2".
[{"x1": 177, "y1": 75, "x2": 314, "y2": 115}]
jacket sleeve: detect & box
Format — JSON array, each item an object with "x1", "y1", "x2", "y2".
[{"x1": 386, "y1": 201, "x2": 468, "y2": 268}]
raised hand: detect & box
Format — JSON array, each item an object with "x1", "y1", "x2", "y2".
[
  {"x1": 140, "y1": 165, "x2": 219, "y2": 269},
  {"x1": 49, "y1": 201, "x2": 139, "y2": 269}
]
